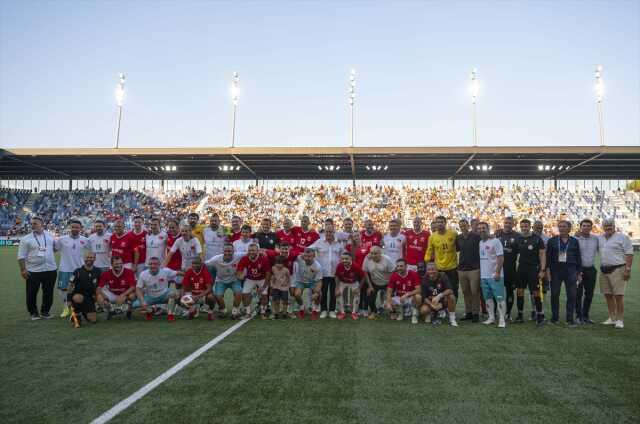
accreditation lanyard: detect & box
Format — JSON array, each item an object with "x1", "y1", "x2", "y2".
[
  {"x1": 558, "y1": 237, "x2": 569, "y2": 263},
  {"x1": 34, "y1": 232, "x2": 47, "y2": 256}
]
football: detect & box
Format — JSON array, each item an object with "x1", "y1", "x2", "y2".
[{"x1": 180, "y1": 294, "x2": 194, "y2": 307}]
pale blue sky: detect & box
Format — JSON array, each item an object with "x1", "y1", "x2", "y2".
[{"x1": 1, "y1": 0, "x2": 638, "y2": 149}]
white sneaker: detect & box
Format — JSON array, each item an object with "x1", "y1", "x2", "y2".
[
  {"x1": 319, "y1": 311, "x2": 328, "y2": 319},
  {"x1": 498, "y1": 318, "x2": 506, "y2": 328},
  {"x1": 396, "y1": 314, "x2": 403, "y2": 321},
  {"x1": 450, "y1": 319, "x2": 458, "y2": 327},
  {"x1": 615, "y1": 320, "x2": 624, "y2": 329},
  {"x1": 411, "y1": 315, "x2": 418, "y2": 324},
  {"x1": 602, "y1": 318, "x2": 616, "y2": 325},
  {"x1": 482, "y1": 317, "x2": 495, "y2": 325},
  {"x1": 424, "y1": 315, "x2": 431, "y2": 323},
  {"x1": 329, "y1": 311, "x2": 337, "y2": 319}
]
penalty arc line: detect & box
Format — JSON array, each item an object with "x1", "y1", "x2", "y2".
[{"x1": 91, "y1": 317, "x2": 252, "y2": 424}]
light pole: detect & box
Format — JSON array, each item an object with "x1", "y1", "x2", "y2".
[
  {"x1": 231, "y1": 72, "x2": 239, "y2": 147},
  {"x1": 469, "y1": 68, "x2": 480, "y2": 147},
  {"x1": 348, "y1": 69, "x2": 356, "y2": 148},
  {"x1": 114, "y1": 73, "x2": 125, "y2": 149},
  {"x1": 594, "y1": 65, "x2": 605, "y2": 147}
]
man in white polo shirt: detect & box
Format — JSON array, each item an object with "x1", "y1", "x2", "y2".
[
  {"x1": 598, "y1": 219, "x2": 634, "y2": 329},
  {"x1": 309, "y1": 224, "x2": 343, "y2": 318},
  {"x1": 17, "y1": 217, "x2": 58, "y2": 320}
]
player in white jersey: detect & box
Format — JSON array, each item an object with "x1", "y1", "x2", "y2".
[
  {"x1": 478, "y1": 222, "x2": 506, "y2": 328},
  {"x1": 88, "y1": 220, "x2": 111, "y2": 272},
  {"x1": 292, "y1": 248, "x2": 323, "y2": 320},
  {"x1": 163, "y1": 224, "x2": 203, "y2": 274},
  {"x1": 206, "y1": 243, "x2": 244, "y2": 319},
  {"x1": 145, "y1": 217, "x2": 168, "y2": 267},
  {"x1": 203, "y1": 213, "x2": 226, "y2": 262},
  {"x1": 133, "y1": 257, "x2": 180, "y2": 322},
  {"x1": 232, "y1": 224, "x2": 256, "y2": 256},
  {"x1": 55, "y1": 219, "x2": 89, "y2": 318},
  {"x1": 382, "y1": 219, "x2": 406, "y2": 263}
]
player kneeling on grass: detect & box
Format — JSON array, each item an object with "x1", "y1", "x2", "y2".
[
  {"x1": 236, "y1": 243, "x2": 272, "y2": 319},
  {"x1": 385, "y1": 259, "x2": 420, "y2": 323},
  {"x1": 335, "y1": 252, "x2": 366, "y2": 320},
  {"x1": 206, "y1": 243, "x2": 243, "y2": 319},
  {"x1": 97, "y1": 256, "x2": 136, "y2": 320},
  {"x1": 418, "y1": 262, "x2": 458, "y2": 326},
  {"x1": 181, "y1": 256, "x2": 215, "y2": 320},
  {"x1": 133, "y1": 257, "x2": 181, "y2": 322},
  {"x1": 269, "y1": 255, "x2": 292, "y2": 319},
  {"x1": 67, "y1": 252, "x2": 101, "y2": 326},
  {"x1": 292, "y1": 248, "x2": 323, "y2": 320}
]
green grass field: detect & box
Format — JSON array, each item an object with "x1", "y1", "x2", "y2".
[{"x1": 1, "y1": 247, "x2": 639, "y2": 424}]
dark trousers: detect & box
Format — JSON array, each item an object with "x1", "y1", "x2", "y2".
[
  {"x1": 367, "y1": 284, "x2": 387, "y2": 313},
  {"x1": 442, "y1": 269, "x2": 459, "y2": 302},
  {"x1": 26, "y1": 270, "x2": 57, "y2": 315},
  {"x1": 576, "y1": 266, "x2": 597, "y2": 320},
  {"x1": 550, "y1": 266, "x2": 578, "y2": 323},
  {"x1": 321, "y1": 277, "x2": 336, "y2": 312}
]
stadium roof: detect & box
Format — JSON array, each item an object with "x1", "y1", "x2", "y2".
[{"x1": 1, "y1": 146, "x2": 639, "y2": 180}]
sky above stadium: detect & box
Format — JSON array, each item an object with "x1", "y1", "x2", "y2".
[{"x1": 1, "y1": 1, "x2": 638, "y2": 149}]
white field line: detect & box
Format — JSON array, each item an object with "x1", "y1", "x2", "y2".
[{"x1": 91, "y1": 318, "x2": 251, "y2": 424}]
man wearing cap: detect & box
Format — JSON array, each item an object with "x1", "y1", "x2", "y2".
[{"x1": 598, "y1": 219, "x2": 633, "y2": 329}]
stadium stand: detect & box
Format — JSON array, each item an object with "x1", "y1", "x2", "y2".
[{"x1": 3, "y1": 185, "x2": 636, "y2": 237}]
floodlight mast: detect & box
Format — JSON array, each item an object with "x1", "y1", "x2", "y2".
[
  {"x1": 594, "y1": 65, "x2": 605, "y2": 147},
  {"x1": 231, "y1": 72, "x2": 239, "y2": 147},
  {"x1": 114, "y1": 73, "x2": 125, "y2": 149},
  {"x1": 469, "y1": 68, "x2": 479, "y2": 147}
]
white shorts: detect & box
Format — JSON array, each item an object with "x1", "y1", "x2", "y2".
[
  {"x1": 337, "y1": 282, "x2": 359, "y2": 293},
  {"x1": 242, "y1": 279, "x2": 267, "y2": 295},
  {"x1": 101, "y1": 287, "x2": 125, "y2": 303},
  {"x1": 391, "y1": 296, "x2": 414, "y2": 306}
]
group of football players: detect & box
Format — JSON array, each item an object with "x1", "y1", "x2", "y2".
[{"x1": 17, "y1": 211, "x2": 633, "y2": 329}]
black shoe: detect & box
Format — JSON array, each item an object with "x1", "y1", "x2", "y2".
[
  {"x1": 107, "y1": 311, "x2": 114, "y2": 320},
  {"x1": 460, "y1": 313, "x2": 473, "y2": 321},
  {"x1": 566, "y1": 321, "x2": 577, "y2": 328},
  {"x1": 40, "y1": 312, "x2": 53, "y2": 319},
  {"x1": 583, "y1": 318, "x2": 594, "y2": 325},
  {"x1": 530, "y1": 311, "x2": 536, "y2": 321},
  {"x1": 126, "y1": 309, "x2": 132, "y2": 320},
  {"x1": 514, "y1": 314, "x2": 524, "y2": 324},
  {"x1": 536, "y1": 319, "x2": 546, "y2": 328},
  {"x1": 30, "y1": 313, "x2": 41, "y2": 321},
  {"x1": 471, "y1": 314, "x2": 479, "y2": 323}
]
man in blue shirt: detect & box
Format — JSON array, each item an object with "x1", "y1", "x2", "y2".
[{"x1": 546, "y1": 220, "x2": 582, "y2": 326}]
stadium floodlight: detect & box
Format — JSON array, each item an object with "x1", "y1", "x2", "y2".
[
  {"x1": 236, "y1": 165, "x2": 241, "y2": 171},
  {"x1": 594, "y1": 65, "x2": 605, "y2": 146},
  {"x1": 366, "y1": 165, "x2": 370, "y2": 171},
  {"x1": 348, "y1": 69, "x2": 356, "y2": 148},
  {"x1": 231, "y1": 72, "x2": 239, "y2": 147},
  {"x1": 384, "y1": 165, "x2": 388, "y2": 171},
  {"x1": 538, "y1": 165, "x2": 544, "y2": 171},
  {"x1": 172, "y1": 165, "x2": 177, "y2": 171},
  {"x1": 114, "y1": 73, "x2": 126, "y2": 149},
  {"x1": 469, "y1": 68, "x2": 480, "y2": 147},
  {"x1": 336, "y1": 166, "x2": 341, "y2": 171},
  {"x1": 317, "y1": 165, "x2": 322, "y2": 171}
]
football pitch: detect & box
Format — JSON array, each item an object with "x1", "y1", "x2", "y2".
[{"x1": 1, "y1": 247, "x2": 638, "y2": 424}]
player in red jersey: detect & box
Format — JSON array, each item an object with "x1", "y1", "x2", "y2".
[
  {"x1": 335, "y1": 252, "x2": 366, "y2": 320},
  {"x1": 360, "y1": 219, "x2": 383, "y2": 250},
  {"x1": 292, "y1": 215, "x2": 319, "y2": 256},
  {"x1": 165, "y1": 219, "x2": 183, "y2": 284},
  {"x1": 385, "y1": 259, "x2": 421, "y2": 323},
  {"x1": 276, "y1": 218, "x2": 299, "y2": 248},
  {"x1": 227, "y1": 215, "x2": 243, "y2": 243},
  {"x1": 97, "y1": 256, "x2": 136, "y2": 320},
  {"x1": 236, "y1": 243, "x2": 272, "y2": 318},
  {"x1": 110, "y1": 219, "x2": 135, "y2": 269},
  {"x1": 403, "y1": 216, "x2": 430, "y2": 271},
  {"x1": 129, "y1": 215, "x2": 147, "y2": 276},
  {"x1": 181, "y1": 256, "x2": 215, "y2": 320}
]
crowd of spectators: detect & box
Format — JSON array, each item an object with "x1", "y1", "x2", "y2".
[
  {"x1": 1, "y1": 185, "x2": 638, "y2": 237},
  {"x1": 0, "y1": 189, "x2": 30, "y2": 236}
]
